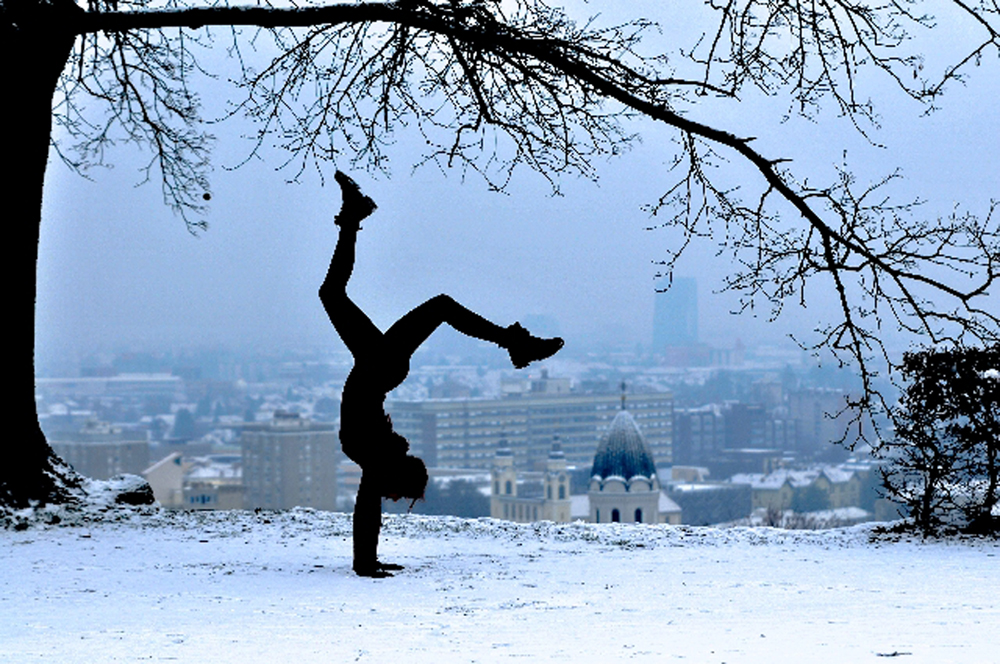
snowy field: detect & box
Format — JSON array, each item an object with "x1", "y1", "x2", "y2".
[{"x1": 3, "y1": 506, "x2": 998, "y2": 664}]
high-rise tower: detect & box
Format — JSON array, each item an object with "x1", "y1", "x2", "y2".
[{"x1": 653, "y1": 276, "x2": 698, "y2": 351}]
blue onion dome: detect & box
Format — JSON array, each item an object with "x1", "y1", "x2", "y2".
[{"x1": 591, "y1": 410, "x2": 657, "y2": 480}]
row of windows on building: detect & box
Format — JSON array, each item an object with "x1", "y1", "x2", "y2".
[{"x1": 596, "y1": 508, "x2": 643, "y2": 524}]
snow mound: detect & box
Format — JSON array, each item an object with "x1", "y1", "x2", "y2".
[
  {"x1": 1, "y1": 473, "x2": 156, "y2": 530},
  {"x1": 3, "y1": 498, "x2": 904, "y2": 549}
]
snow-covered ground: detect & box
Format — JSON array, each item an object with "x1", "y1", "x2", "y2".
[{"x1": 3, "y1": 506, "x2": 998, "y2": 663}]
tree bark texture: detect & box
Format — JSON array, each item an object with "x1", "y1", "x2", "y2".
[{"x1": 0, "y1": 0, "x2": 85, "y2": 507}]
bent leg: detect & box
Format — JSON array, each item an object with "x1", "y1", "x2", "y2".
[
  {"x1": 384, "y1": 294, "x2": 564, "y2": 368},
  {"x1": 383, "y1": 294, "x2": 509, "y2": 360}
]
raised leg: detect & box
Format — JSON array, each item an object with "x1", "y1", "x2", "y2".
[
  {"x1": 319, "y1": 228, "x2": 384, "y2": 357},
  {"x1": 320, "y1": 223, "x2": 359, "y2": 298},
  {"x1": 319, "y1": 172, "x2": 383, "y2": 358},
  {"x1": 319, "y1": 171, "x2": 376, "y2": 296}
]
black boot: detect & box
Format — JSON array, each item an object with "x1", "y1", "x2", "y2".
[
  {"x1": 334, "y1": 170, "x2": 377, "y2": 229},
  {"x1": 505, "y1": 322, "x2": 564, "y2": 369}
]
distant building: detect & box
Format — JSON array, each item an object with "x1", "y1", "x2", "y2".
[
  {"x1": 652, "y1": 276, "x2": 747, "y2": 367},
  {"x1": 389, "y1": 388, "x2": 673, "y2": 471},
  {"x1": 653, "y1": 276, "x2": 698, "y2": 351},
  {"x1": 490, "y1": 438, "x2": 572, "y2": 523},
  {"x1": 675, "y1": 401, "x2": 803, "y2": 475},
  {"x1": 659, "y1": 342, "x2": 746, "y2": 368},
  {"x1": 143, "y1": 452, "x2": 188, "y2": 507},
  {"x1": 529, "y1": 369, "x2": 571, "y2": 395},
  {"x1": 47, "y1": 420, "x2": 149, "y2": 480},
  {"x1": 183, "y1": 481, "x2": 244, "y2": 510},
  {"x1": 768, "y1": 418, "x2": 799, "y2": 453},
  {"x1": 183, "y1": 455, "x2": 243, "y2": 510},
  {"x1": 665, "y1": 467, "x2": 753, "y2": 526},
  {"x1": 788, "y1": 388, "x2": 859, "y2": 455},
  {"x1": 672, "y1": 405, "x2": 725, "y2": 466},
  {"x1": 730, "y1": 465, "x2": 865, "y2": 512},
  {"x1": 36, "y1": 374, "x2": 185, "y2": 401},
  {"x1": 724, "y1": 402, "x2": 769, "y2": 449},
  {"x1": 710, "y1": 447, "x2": 788, "y2": 480},
  {"x1": 588, "y1": 409, "x2": 680, "y2": 525},
  {"x1": 143, "y1": 452, "x2": 244, "y2": 510},
  {"x1": 241, "y1": 411, "x2": 338, "y2": 511}
]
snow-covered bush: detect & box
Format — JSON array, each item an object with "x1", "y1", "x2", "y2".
[{"x1": 879, "y1": 344, "x2": 1000, "y2": 535}]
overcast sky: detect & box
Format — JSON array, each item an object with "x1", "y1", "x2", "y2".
[{"x1": 35, "y1": 2, "x2": 1000, "y2": 371}]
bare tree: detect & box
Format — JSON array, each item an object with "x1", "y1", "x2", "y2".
[{"x1": 2, "y1": 0, "x2": 998, "y2": 509}]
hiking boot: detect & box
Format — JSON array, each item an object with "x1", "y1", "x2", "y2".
[
  {"x1": 505, "y1": 322, "x2": 564, "y2": 369},
  {"x1": 334, "y1": 170, "x2": 377, "y2": 228}
]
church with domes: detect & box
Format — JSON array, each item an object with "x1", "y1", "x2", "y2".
[
  {"x1": 490, "y1": 437, "x2": 572, "y2": 523},
  {"x1": 490, "y1": 399, "x2": 681, "y2": 525}
]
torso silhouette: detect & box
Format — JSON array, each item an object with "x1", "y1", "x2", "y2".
[{"x1": 339, "y1": 356, "x2": 410, "y2": 464}]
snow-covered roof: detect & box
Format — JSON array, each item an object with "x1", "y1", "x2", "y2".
[
  {"x1": 186, "y1": 459, "x2": 241, "y2": 481},
  {"x1": 730, "y1": 466, "x2": 858, "y2": 490},
  {"x1": 142, "y1": 452, "x2": 183, "y2": 476},
  {"x1": 658, "y1": 492, "x2": 682, "y2": 514},
  {"x1": 819, "y1": 467, "x2": 855, "y2": 484},
  {"x1": 669, "y1": 482, "x2": 727, "y2": 492}
]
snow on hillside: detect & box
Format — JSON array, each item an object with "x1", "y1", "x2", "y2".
[{"x1": 2, "y1": 503, "x2": 998, "y2": 663}]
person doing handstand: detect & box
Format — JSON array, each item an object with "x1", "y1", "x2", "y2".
[{"x1": 320, "y1": 171, "x2": 564, "y2": 578}]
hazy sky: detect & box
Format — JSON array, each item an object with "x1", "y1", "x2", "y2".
[{"x1": 35, "y1": 3, "x2": 1000, "y2": 370}]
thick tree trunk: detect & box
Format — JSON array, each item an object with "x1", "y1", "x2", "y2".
[{"x1": 0, "y1": 0, "x2": 86, "y2": 508}]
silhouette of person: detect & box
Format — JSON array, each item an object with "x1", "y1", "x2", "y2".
[{"x1": 321, "y1": 171, "x2": 564, "y2": 577}]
